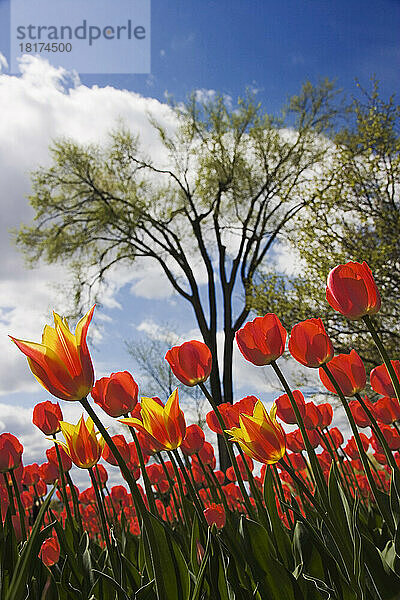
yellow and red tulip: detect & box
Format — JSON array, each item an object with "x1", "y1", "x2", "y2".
[
  {"x1": 226, "y1": 401, "x2": 286, "y2": 465},
  {"x1": 119, "y1": 388, "x2": 186, "y2": 451},
  {"x1": 56, "y1": 415, "x2": 105, "y2": 469},
  {"x1": 10, "y1": 306, "x2": 95, "y2": 401}
]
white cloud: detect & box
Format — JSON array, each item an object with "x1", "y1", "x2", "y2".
[{"x1": 0, "y1": 55, "x2": 181, "y2": 396}]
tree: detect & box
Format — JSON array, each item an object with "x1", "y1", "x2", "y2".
[
  {"x1": 16, "y1": 82, "x2": 340, "y2": 469},
  {"x1": 251, "y1": 81, "x2": 400, "y2": 369}
]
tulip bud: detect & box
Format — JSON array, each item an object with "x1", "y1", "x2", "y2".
[
  {"x1": 33, "y1": 401, "x2": 63, "y2": 435},
  {"x1": 181, "y1": 424, "x2": 205, "y2": 456},
  {"x1": 165, "y1": 340, "x2": 212, "y2": 387},
  {"x1": 40, "y1": 536, "x2": 60, "y2": 567},
  {"x1": 275, "y1": 390, "x2": 306, "y2": 424},
  {"x1": 289, "y1": 319, "x2": 334, "y2": 368},
  {"x1": 203, "y1": 503, "x2": 226, "y2": 529},
  {"x1": 370, "y1": 361, "x2": 400, "y2": 398},
  {"x1": 319, "y1": 350, "x2": 366, "y2": 397},
  {"x1": 235, "y1": 314, "x2": 286, "y2": 366},
  {"x1": 326, "y1": 261, "x2": 381, "y2": 320},
  {"x1": 0, "y1": 433, "x2": 23, "y2": 473},
  {"x1": 92, "y1": 371, "x2": 139, "y2": 418}
]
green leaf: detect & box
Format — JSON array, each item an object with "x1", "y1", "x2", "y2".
[
  {"x1": 263, "y1": 467, "x2": 293, "y2": 569},
  {"x1": 142, "y1": 512, "x2": 190, "y2": 600},
  {"x1": 5, "y1": 484, "x2": 56, "y2": 600},
  {"x1": 240, "y1": 517, "x2": 297, "y2": 600},
  {"x1": 191, "y1": 529, "x2": 211, "y2": 600}
]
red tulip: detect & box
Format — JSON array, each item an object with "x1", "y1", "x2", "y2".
[
  {"x1": 320, "y1": 427, "x2": 344, "y2": 451},
  {"x1": 165, "y1": 340, "x2": 212, "y2": 386},
  {"x1": 344, "y1": 434, "x2": 369, "y2": 459},
  {"x1": 286, "y1": 428, "x2": 320, "y2": 452},
  {"x1": 371, "y1": 426, "x2": 400, "y2": 451},
  {"x1": 102, "y1": 434, "x2": 130, "y2": 466},
  {"x1": 319, "y1": 350, "x2": 366, "y2": 397},
  {"x1": 349, "y1": 397, "x2": 374, "y2": 428},
  {"x1": 46, "y1": 445, "x2": 72, "y2": 472},
  {"x1": 235, "y1": 314, "x2": 286, "y2": 366},
  {"x1": 275, "y1": 390, "x2": 306, "y2": 424},
  {"x1": 370, "y1": 361, "x2": 400, "y2": 398},
  {"x1": 181, "y1": 424, "x2": 205, "y2": 456},
  {"x1": 374, "y1": 397, "x2": 400, "y2": 425},
  {"x1": 204, "y1": 503, "x2": 226, "y2": 529},
  {"x1": 193, "y1": 441, "x2": 216, "y2": 469},
  {"x1": 206, "y1": 403, "x2": 236, "y2": 434},
  {"x1": 317, "y1": 403, "x2": 333, "y2": 428},
  {"x1": 40, "y1": 536, "x2": 60, "y2": 567},
  {"x1": 32, "y1": 401, "x2": 63, "y2": 435},
  {"x1": 0, "y1": 433, "x2": 23, "y2": 473},
  {"x1": 110, "y1": 485, "x2": 128, "y2": 503},
  {"x1": 303, "y1": 402, "x2": 322, "y2": 430},
  {"x1": 287, "y1": 453, "x2": 307, "y2": 471},
  {"x1": 288, "y1": 319, "x2": 334, "y2": 368},
  {"x1": 326, "y1": 261, "x2": 381, "y2": 320},
  {"x1": 22, "y1": 463, "x2": 40, "y2": 487},
  {"x1": 38, "y1": 461, "x2": 59, "y2": 484},
  {"x1": 92, "y1": 371, "x2": 138, "y2": 418}
]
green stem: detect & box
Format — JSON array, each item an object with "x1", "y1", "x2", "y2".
[
  {"x1": 270, "y1": 360, "x2": 329, "y2": 506},
  {"x1": 52, "y1": 438, "x2": 75, "y2": 530},
  {"x1": 321, "y1": 364, "x2": 395, "y2": 535},
  {"x1": 272, "y1": 465, "x2": 294, "y2": 529},
  {"x1": 3, "y1": 473, "x2": 15, "y2": 515},
  {"x1": 172, "y1": 449, "x2": 207, "y2": 527},
  {"x1": 198, "y1": 382, "x2": 256, "y2": 518},
  {"x1": 157, "y1": 453, "x2": 180, "y2": 522},
  {"x1": 124, "y1": 416, "x2": 157, "y2": 515},
  {"x1": 168, "y1": 451, "x2": 190, "y2": 527},
  {"x1": 9, "y1": 470, "x2": 27, "y2": 541},
  {"x1": 89, "y1": 467, "x2": 119, "y2": 583},
  {"x1": 65, "y1": 471, "x2": 83, "y2": 535},
  {"x1": 79, "y1": 398, "x2": 146, "y2": 518},
  {"x1": 363, "y1": 315, "x2": 400, "y2": 404}
]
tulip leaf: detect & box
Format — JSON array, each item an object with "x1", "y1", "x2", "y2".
[
  {"x1": 135, "y1": 579, "x2": 157, "y2": 600},
  {"x1": 5, "y1": 484, "x2": 56, "y2": 600},
  {"x1": 191, "y1": 528, "x2": 211, "y2": 600},
  {"x1": 142, "y1": 512, "x2": 190, "y2": 600},
  {"x1": 263, "y1": 467, "x2": 293, "y2": 569},
  {"x1": 239, "y1": 517, "x2": 297, "y2": 600},
  {"x1": 390, "y1": 466, "x2": 400, "y2": 526}
]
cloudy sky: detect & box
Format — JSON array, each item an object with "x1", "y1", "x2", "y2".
[{"x1": 0, "y1": 0, "x2": 399, "y2": 487}]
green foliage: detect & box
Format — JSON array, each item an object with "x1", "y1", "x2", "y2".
[{"x1": 251, "y1": 80, "x2": 400, "y2": 369}]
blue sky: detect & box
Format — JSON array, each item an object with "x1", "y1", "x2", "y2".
[
  {"x1": 1, "y1": 0, "x2": 399, "y2": 105},
  {"x1": 0, "y1": 0, "x2": 399, "y2": 480}
]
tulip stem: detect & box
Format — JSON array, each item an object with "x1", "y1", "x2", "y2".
[
  {"x1": 363, "y1": 315, "x2": 400, "y2": 403},
  {"x1": 124, "y1": 415, "x2": 157, "y2": 515},
  {"x1": 157, "y1": 452, "x2": 180, "y2": 521},
  {"x1": 270, "y1": 361, "x2": 329, "y2": 507},
  {"x1": 271, "y1": 465, "x2": 294, "y2": 529},
  {"x1": 354, "y1": 393, "x2": 399, "y2": 472},
  {"x1": 321, "y1": 364, "x2": 395, "y2": 535},
  {"x1": 80, "y1": 398, "x2": 146, "y2": 518},
  {"x1": 3, "y1": 473, "x2": 15, "y2": 515},
  {"x1": 89, "y1": 468, "x2": 119, "y2": 583},
  {"x1": 52, "y1": 438, "x2": 75, "y2": 532},
  {"x1": 168, "y1": 451, "x2": 190, "y2": 527},
  {"x1": 198, "y1": 382, "x2": 256, "y2": 519},
  {"x1": 65, "y1": 471, "x2": 83, "y2": 535},
  {"x1": 9, "y1": 469, "x2": 27, "y2": 542},
  {"x1": 172, "y1": 449, "x2": 208, "y2": 528}
]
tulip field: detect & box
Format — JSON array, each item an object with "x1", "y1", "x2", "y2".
[{"x1": 2, "y1": 261, "x2": 400, "y2": 599}]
